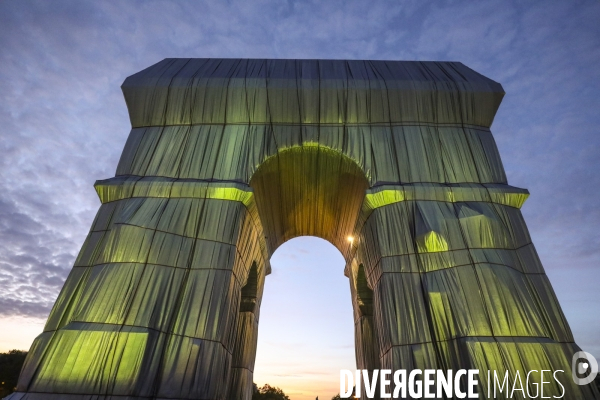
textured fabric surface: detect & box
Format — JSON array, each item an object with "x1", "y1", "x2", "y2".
[{"x1": 8, "y1": 59, "x2": 598, "y2": 400}]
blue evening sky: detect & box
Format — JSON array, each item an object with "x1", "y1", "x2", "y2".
[{"x1": 0, "y1": 1, "x2": 599, "y2": 399}]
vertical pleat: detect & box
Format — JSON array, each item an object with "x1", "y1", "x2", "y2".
[{"x1": 13, "y1": 59, "x2": 595, "y2": 400}]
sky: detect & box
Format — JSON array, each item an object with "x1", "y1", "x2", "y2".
[{"x1": 0, "y1": 0, "x2": 599, "y2": 399}]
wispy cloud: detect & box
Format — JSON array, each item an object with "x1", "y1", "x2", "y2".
[{"x1": 0, "y1": 0, "x2": 599, "y2": 396}]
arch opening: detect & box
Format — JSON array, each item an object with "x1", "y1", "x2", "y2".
[
  {"x1": 252, "y1": 236, "x2": 355, "y2": 400},
  {"x1": 355, "y1": 263, "x2": 373, "y2": 317},
  {"x1": 240, "y1": 262, "x2": 259, "y2": 313}
]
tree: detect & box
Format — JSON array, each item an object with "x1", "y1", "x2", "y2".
[
  {"x1": 0, "y1": 350, "x2": 27, "y2": 398},
  {"x1": 252, "y1": 383, "x2": 290, "y2": 400},
  {"x1": 332, "y1": 391, "x2": 357, "y2": 400}
]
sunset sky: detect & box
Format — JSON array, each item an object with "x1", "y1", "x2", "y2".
[{"x1": 1, "y1": 1, "x2": 599, "y2": 399}]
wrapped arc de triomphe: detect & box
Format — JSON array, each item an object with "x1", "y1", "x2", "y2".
[{"x1": 7, "y1": 59, "x2": 598, "y2": 400}]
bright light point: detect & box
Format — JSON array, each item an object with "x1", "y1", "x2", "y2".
[{"x1": 347, "y1": 236, "x2": 354, "y2": 243}]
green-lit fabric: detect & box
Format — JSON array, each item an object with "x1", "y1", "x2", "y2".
[{"x1": 10, "y1": 59, "x2": 598, "y2": 400}]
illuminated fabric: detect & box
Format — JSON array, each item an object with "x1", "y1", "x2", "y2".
[{"x1": 8, "y1": 59, "x2": 598, "y2": 400}]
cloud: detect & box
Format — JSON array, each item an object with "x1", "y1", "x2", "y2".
[
  {"x1": 0, "y1": 0, "x2": 599, "y2": 377},
  {"x1": 0, "y1": 196, "x2": 76, "y2": 318}
]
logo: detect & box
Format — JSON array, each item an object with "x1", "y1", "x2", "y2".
[
  {"x1": 341, "y1": 369, "x2": 568, "y2": 398},
  {"x1": 572, "y1": 351, "x2": 598, "y2": 385}
]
